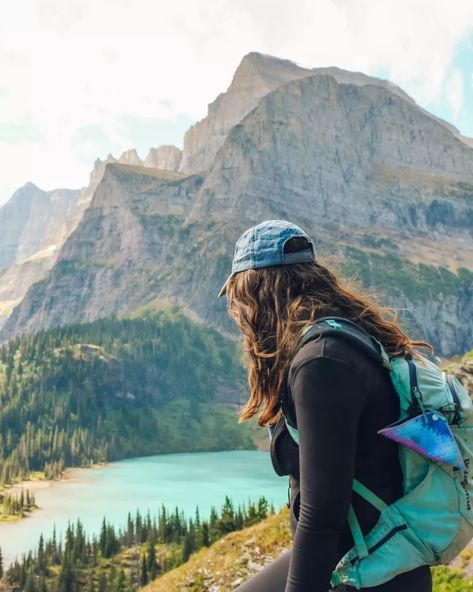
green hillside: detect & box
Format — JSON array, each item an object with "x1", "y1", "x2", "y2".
[
  {"x1": 0, "y1": 307, "x2": 253, "y2": 486},
  {"x1": 145, "y1": 507, "x2": 473, "y2": 592}
]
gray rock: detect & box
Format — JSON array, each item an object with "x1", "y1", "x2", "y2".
[
  {"x1": 0, "y1": 183, "x2": 81, "y2": 271},
  {"x1": 144, "y1": 146, "x2": 182, "y2": 171}
]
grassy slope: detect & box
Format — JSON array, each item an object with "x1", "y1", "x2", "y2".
[{"x1": 145, "y1": 508, "x2": 292, "y2": 592}]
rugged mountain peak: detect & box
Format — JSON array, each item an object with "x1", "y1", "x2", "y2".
[
  {"x1": 7, "y1": 182, "x2": 44, "y2": 206},
  {"x1": 179, "y1": 52, "x2": 313, "y2": 174},
  {"x1": 311, "y1": 66, "x2": 414, "y2": 104},
  {"x1": 179, "y1": 51, "x2": 473, "y2": 176},
  {"x1": 144, "y1": 146, "x2": 182, "y2": 171},
  {"x1": 0, "y1": 184, "x2": 47, "y2": 270},
  {"x1": 228, "y1": 51, "x2": 311, "y2": 95},
  {"x1": 20, "y1": 181, "x2": 41, "y2": 192},
  {"x1": 118, "y1": 149, "x2": 142, "y2": 166}
]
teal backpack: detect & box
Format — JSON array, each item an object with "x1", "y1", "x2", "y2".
[{"x1": 283, "y1": 317, "x2": 473, "y2": 590}]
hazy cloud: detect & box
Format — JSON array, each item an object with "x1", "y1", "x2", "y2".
[{"x1": 0, "y1": 0, "x2": 472, "y2": 203}]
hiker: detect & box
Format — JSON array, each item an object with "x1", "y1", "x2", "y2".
[{"x1": 217, "y1": 220, "x2": 434, "y2": 592}]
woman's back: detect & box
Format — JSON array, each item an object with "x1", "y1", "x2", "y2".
[{"x1": 267, "y1": 333, "x2": 433, "y2": 590}]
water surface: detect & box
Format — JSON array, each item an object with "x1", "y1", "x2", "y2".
[{"x1": 0, "y1": 450, "x2": 287, "y2": 567}]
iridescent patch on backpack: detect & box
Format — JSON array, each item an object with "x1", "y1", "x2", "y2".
[{"x1": 378, "y1": 410, "x2": 465, "y2": 469}]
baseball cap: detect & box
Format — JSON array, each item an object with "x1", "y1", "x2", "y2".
[{"x1": 217, "y1": 219, "x2": 316, "y2": 297}]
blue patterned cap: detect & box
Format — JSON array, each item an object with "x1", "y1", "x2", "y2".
[{"x1": 217, "y1": 219, "x2": 315, "y2": 297}]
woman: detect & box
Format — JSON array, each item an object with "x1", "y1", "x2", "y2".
[{"x1": 218, "y1": 220, "x2": 433, "y2": 592}]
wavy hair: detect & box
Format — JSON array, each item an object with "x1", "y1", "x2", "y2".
[{"x1": 225, "y1": 237, "x2": 433, "y2": 426}]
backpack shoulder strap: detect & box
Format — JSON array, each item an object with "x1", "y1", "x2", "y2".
[
  {"x1": 299, "y1": 316, "x2": 391, "y2": 369},
  {"x1": 281, "y1": 316, "x2": 391, "y2": 428}
]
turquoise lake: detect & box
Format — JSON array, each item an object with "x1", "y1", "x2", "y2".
[{"x1": 0, "y1": 451, "x2": 287, "y2": 568}]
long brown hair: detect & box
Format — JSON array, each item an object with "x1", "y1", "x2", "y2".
[{"x1": 226, "y1": 237, "x2": 433, "y2": 426}]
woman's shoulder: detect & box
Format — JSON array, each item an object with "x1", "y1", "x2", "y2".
[{"x1": 288, "y1": 333, "x2": 380, "y2": 385}]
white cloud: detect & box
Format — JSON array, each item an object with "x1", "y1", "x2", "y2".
[{"x1": 0, "y1": 0, "x2": 473, "y2": 202}]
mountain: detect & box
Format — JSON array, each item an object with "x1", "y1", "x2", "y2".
[
  {"x1": 0, "y1": 143, "x2": 184, "y2": 329},
  {"x1": 1, "y1": 52, "x2": 473, "y2": 356},
  {"x1": 0, "y1": 147, "x2": 167, "y2": 330},
  {"x1": 0, "y1": 184, "x2": 84, "y2": 328},
  {"x1": 0, "y1": 183, "x2": 81, "y2": 271},
  {"x1": 97, "y1": 146, "x2": 183, "y2": 171},
  {"x1": 0, "y1": 307, "x2": 252, "y2": 486},
  {"x1": 145, "y1": 145, "x2": 182, "y2": 171},
  {"x1": 178, "y1": 51, "x2": 466, "y2": 175}
]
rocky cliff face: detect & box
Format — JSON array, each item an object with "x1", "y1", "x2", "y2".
[
  {"x1": 178, "y1": 51, "x2": 456, "y2": 176},
  {"x1": 99, "y1": 146, "x2": 183, "y2": 172},
  {"x1": 178, "y1": 52, "x2": 313, "y2": 174},
  {"x1": 0, "y1": 157, "x2": 114, "y2": 327},
  {"x1": 144, "y1": 146, "x2": 182, "y2": 171},
  {"x1": 0, "y1": 143, "x2": 184, "y2": 329},
  {"x1": 2, "y1": 54, "x2": 473, "y2": 356},
  {"x1": 0, "y1": 183, "x2": 83, "y2": 326},
  {"x1": 0, "y1": 163, "x2": 198, "y2": 334},
  {"x1": 0, "y1": 183, "x2": 81, "y2": 271}
]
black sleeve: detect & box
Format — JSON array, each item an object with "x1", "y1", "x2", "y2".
[{"x1": 284, "y1": 355, "x2": 368, "y2": 592}]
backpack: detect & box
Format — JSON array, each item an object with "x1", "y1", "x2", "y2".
[{"x1": 281, "y1": 316, "x2": 473, "y2": 590}]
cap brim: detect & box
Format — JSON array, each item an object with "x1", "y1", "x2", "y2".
[{"x1": 217, "y1": 274, "x2": 232, "y2": 298}]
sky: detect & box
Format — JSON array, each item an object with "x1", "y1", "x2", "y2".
[{"x1": 1, "y1": 0, "x2": 473, "y2": 204}]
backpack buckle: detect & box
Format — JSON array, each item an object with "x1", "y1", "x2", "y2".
[{"x1": 439, "y1": 403, "x2": 463, "y2": 426}]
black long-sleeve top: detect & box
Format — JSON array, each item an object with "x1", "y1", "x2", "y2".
[{"x1": 270, "y1": 334, "x2": 404, "y2": 592}]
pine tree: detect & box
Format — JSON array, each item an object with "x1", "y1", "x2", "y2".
[
  {"x1": 182, "y1": 532, "x2": 195, "y2": 563},
  {"x1": 99, "y1": 518, "x2": 107, "y2": 556},
  {"x1": 220, "y1": 496, "x2": 235, "y2": 533},
  {"x1": 57, "y1": 556, "x2": 76, "y2": 592},
  {"x1": 209, "y1": 506, "x2": 220, "y2": 542},
  {"x1": 140, "y1": 553, "x2": 148, "y2": 586},
  {"x1": 200, "y1": 522, "x2": 210, "y2": 547},
  {"x1": 147, "y1": 541, "x2": 159, "y2": 581},
  {"x1": 37, "y1": 534, "x2": 48, "y2": 576},
  {"x1": 257, "y1": 496, "x2": 269, "y2": 519}
]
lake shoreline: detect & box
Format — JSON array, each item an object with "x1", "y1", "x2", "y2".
[
  {"x1": 0, "y1": 450, "x2": 285, "y2": 570},
  {"x1": 0, "y1": 462, "x2": 109, "y2": 522}
]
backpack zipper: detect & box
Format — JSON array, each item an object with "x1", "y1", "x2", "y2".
[
  {"x1": 446, "y1": 374, "x2": 462, "y2": 425},
  {"x1": 350, "y1": 524, "x2": 408, "y2": 564},
  {"x1": 406, "y1": 356, "x2": 427, "y2": 416}
]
